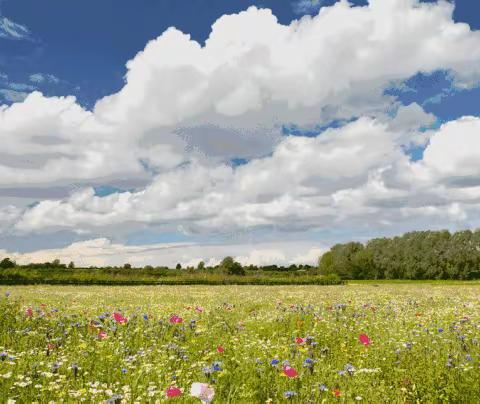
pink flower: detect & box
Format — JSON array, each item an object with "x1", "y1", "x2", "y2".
[
  {"x1": 359, "y1": 333, "x2": 371, "y2": 346},
  {"x1": 195, "y1": 306, "x2": 204, "y2": 313},
  {"x1": 170, "y1": 315, "x2": 183, "y2": 324},
  {"x1": 283, "y1": 365, "x2": 298, "y2": 378},
  {"x1": 190, "y1": 382, "x2": 215, "y2": 403},
  {"x1": 166, "y1": 386, "x2": 182, "y2": 398},
  {"x1": 113, "y1": 312, "x2": 128, "y2": 324},
  {"x1": 26, "y1": 307, "x2": 33, "y2": 317},
  {"x1": 295, "y1": 337, "x2": 305, "y2": 344},
  {"x1": 216, "y1": 345, "x2": 225, "y2": 353},
  {"x1": 98, "y1": 331, "x2": 108, "y2": 339}
]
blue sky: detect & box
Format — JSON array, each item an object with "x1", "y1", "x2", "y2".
[
  {"x1": 1, "y1": 0, "x2": 480, "y2": 266},
  {"x1": 1, "y1": 0, "x2": 479, "y2": 111}
]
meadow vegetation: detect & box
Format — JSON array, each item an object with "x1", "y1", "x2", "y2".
[{"x1": 0, "y1": 284, "x2": 479, "y2": 402}]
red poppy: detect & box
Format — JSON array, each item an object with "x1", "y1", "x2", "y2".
[
  {"x1": 295, "y1": 337, "x2": 305, "y2": 344},
  {"x1": 283, "y1": 365, "x2": 298, "y2": 378},
  {"x1": 47, "y1": 343, "x2": 56, "y2": 350},
  {"x1": 166, "y1": 386, "x2": 182, "y2": 398},
  {"x1": 26, "y1": 308, "x2": 33, "y2": 317},
  {"x1": 333, "y1": 388, "x2": 341, "y2": 397},
  {"x1": 217, "y1": 345, "x2": 225, "y2": 353},
  {"x1": 113, "y1": 312, "x2": 128, "y2": 324},
  {"x1": 359, "y1": 333, "x2": 371, "y2": 346},
  {"x1": 170, "y1": 315, "x2": 183, "y2": 324}
]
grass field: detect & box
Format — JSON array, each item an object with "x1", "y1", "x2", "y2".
[{"x1": 1, "y1": 284, "x2": 479, "y2": 403}]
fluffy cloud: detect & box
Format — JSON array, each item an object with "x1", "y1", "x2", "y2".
[
  {"x1": 95, "y1": 0, "x2": 480, "y2": 130},
  {"x1": 1, "y1": 238, "x2": 326, "y2": 267},
  {"x1": 3, "y1": 0, "x2": 480, "y2": 188},
  {"x1": 11, "y1": 116, "x2": 480, "y2": 239},
  {"x1": 421, "y1": 116, "x2": 480, "y2": 179}
]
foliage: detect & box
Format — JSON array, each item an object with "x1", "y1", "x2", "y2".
[
  {"x1": 0, "y1": 258, "x2": 15, "y2": 269},
  {"x1": 219, "y1": 256, "x2": 245, "y2": 276},
  {"x1": 319, "y1": 229, "x2": 480, "y2": 280},
  {"x1": 0, "y1": 266, "x2": 342, "y2": 286}
]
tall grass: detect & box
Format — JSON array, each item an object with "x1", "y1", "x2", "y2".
[{"x1": 0, "y1": 267, "x2": 343, "y2": 285}]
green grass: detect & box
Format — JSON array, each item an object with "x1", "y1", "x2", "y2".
[
  {"x1": 0, "y1": 284, "x2": 479, "y2": 402},
  {"x1": 348, "y1": 279, "x2": 480, "y2": 285},
  {"x1": 0, "y1": 267, "x2": 343, "y2": 285}
]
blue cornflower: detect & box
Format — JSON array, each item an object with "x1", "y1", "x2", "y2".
[
  {"x1": 345, "y1": 363, "x2": 356, "y2": 375},
  {"x1": 303, "y1": 358, "x2": 314, "y2": 368},
  {"x1": 319, "y1": 384, "x2": 328, "y2": 392},
  {"x1": 121, "y1": 368, "x2": 128, "y2": 374},
  {"x1": 270, "y1": 359, "x2": 280, "y2": 366},
  {"x1": 438, "y1": 328, "x2": 444, "y2": 333},
  {"x1": 466, "y1": 354, "x2": 473, "y2": 362},
  {"x1": 143, "y1": 314, "x2": 149, "y2": 321},
  {"x1": 202, "y1": 366, "x2": 213, "y2": 375},
  {"x1": 212, "y1": 361, "x2": 222, "y2": 372},
  {"x1": 284, "y1": 391, "x2": 297, "y2": 398}
]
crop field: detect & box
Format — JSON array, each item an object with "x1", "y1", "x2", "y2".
[{"x1": 1, "y1": 284, "x2": 480, "y2": 403}]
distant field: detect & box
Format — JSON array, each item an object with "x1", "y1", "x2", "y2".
[
  {"x1": 348, "y1": 279, "x2": 480, "y2": 285},
  {"x1": 1, "y1": 285, "x2": 480, "y2": 402}
]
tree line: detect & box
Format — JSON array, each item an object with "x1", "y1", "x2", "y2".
[
  {"x1": 0, "y1": 256, "x2": 335, "y2": 285},
  {"x1": 0, "y1": 256, "x2": 314, "y2": 274},
  {"x1": 318, "y1": 229, "x2": 480, "y2": 280}
]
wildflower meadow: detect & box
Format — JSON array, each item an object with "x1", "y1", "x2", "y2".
[{"x1": 1, "y1": 284, "x2": 480, "y2": 402}]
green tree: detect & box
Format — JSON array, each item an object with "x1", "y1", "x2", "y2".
[
  {"x1": 197, "y1": 261, "x2": 205, "y2": 271},
  {"x1": 219, "y1": 256, "x2": 245, "y2": 276},
  {"x1": 68, "y1": 261, "x2": 75, "y2": 269},
  {"x1": 176, "y1": 263, "x2": 182, "y2": 270},
  {"x1": 0, "y1": 257, "x2": 15, "y2": 269}
]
